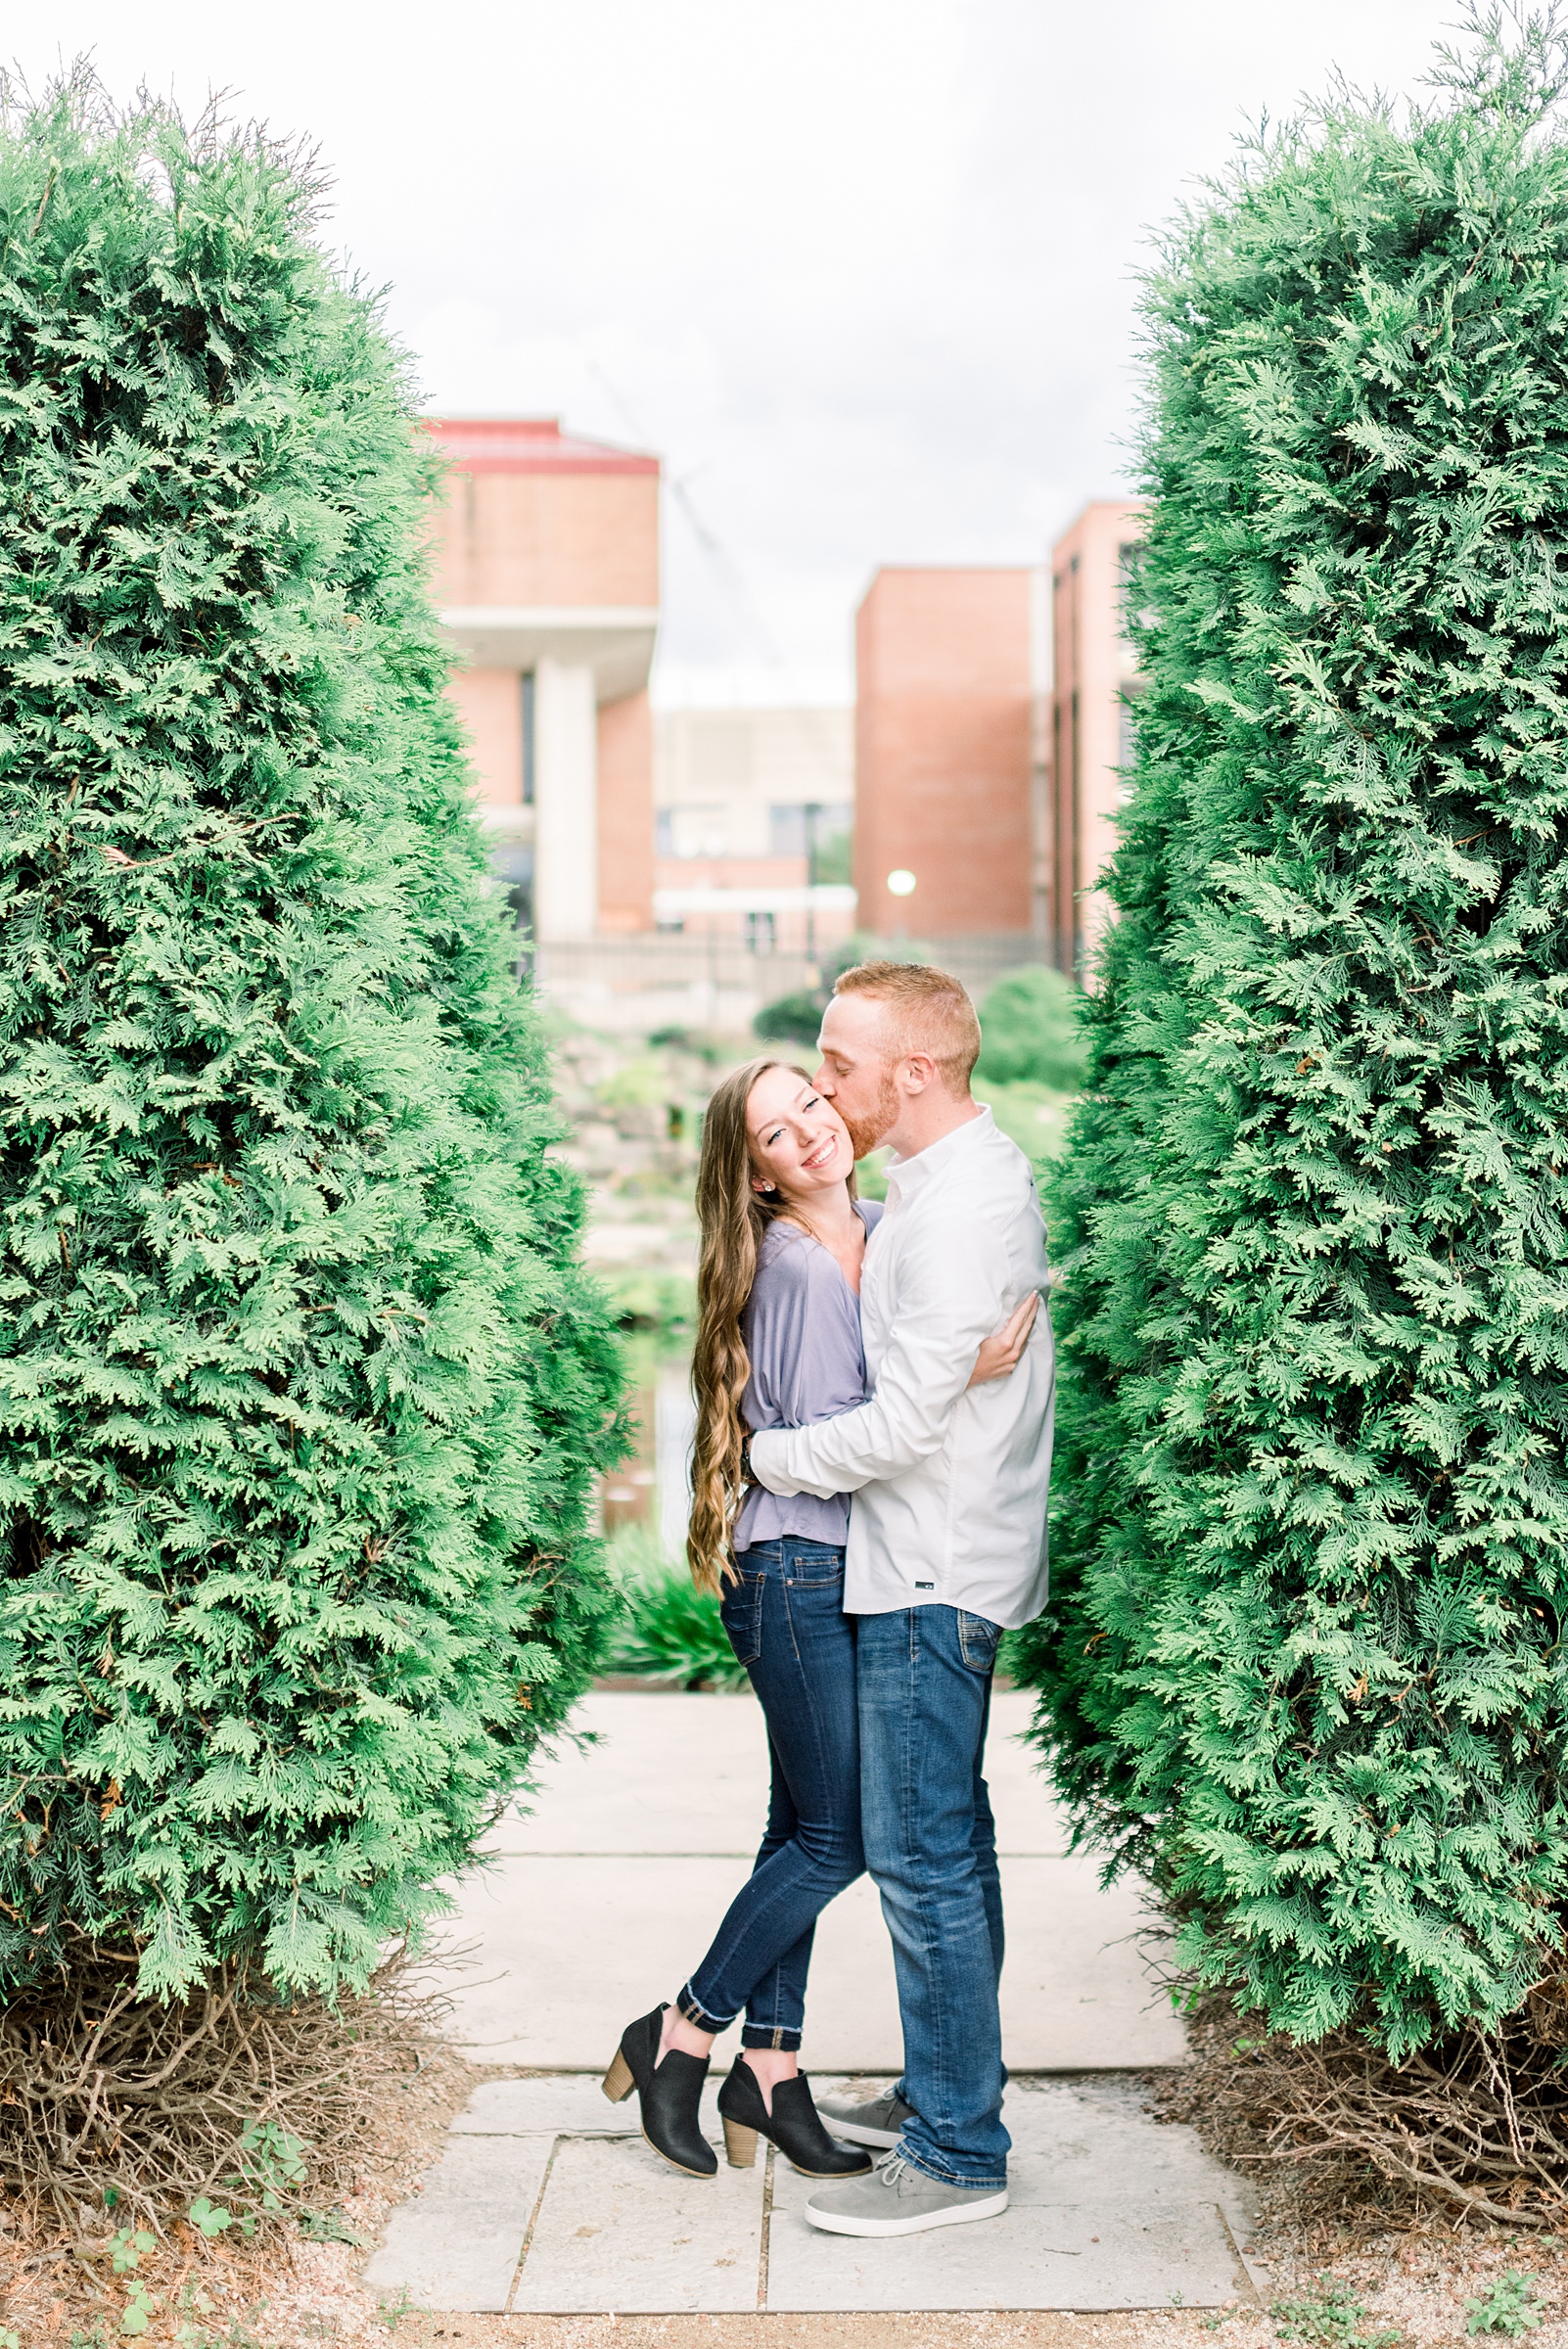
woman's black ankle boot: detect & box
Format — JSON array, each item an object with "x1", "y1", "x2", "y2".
[
  {"x1": 716, "y1": 2055, "x2": 872, "y2": 2176},
  {"x1": 602, "y1": 2004, "x2": 716, "y2": 2179}
]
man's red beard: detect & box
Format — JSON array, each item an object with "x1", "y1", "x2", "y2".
[{"x1": 841, "y1": 1071, "x2": 900, "y2": 1162}]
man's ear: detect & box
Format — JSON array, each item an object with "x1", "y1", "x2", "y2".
[{"x1": 900, "y1": 1052, "x2": 939, "y2": 1095}]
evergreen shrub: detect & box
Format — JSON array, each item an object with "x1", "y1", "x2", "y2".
[
  {"x1": 0, "y1": 76, "x2": 624, "y2": 2003},
  {"x1": 1017, "y1": 14, "x2": 1568, "y2": 2055}
]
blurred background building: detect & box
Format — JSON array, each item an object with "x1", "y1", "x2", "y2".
[
  {"x1": 426, "y1": 415, "x2": 1147, "y2": 1018},
  {"x1": 853, "y1": 566, "x2": 1045, "y2": 946},
  {"x1": 1047, "y1": 498, "x2": 1148, "y2": 974},
  {"x1": 652, "y1": 705, "x2": 854, "y2": 952},
  {"x1": 424, "y1": 416, "x2": 661, "y2": 942}
]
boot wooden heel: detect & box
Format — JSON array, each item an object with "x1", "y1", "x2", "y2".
[
  {"x1": 715, "y1": 2055, "x2": 871, "y2": 2179},
  {"x1": 602, "y1": 2048, "x2": 634, "y2": 2103}
]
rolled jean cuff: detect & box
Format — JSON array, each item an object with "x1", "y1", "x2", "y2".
[
  {"x1": 677, "y1": 1981, "x2": 734, "y2": 2035},
  {"x1": 897, "y1": 2139, "x2": 1007, "y2": 2195},
  {"x1": 741, "y1": 2023, "x2": 803, "y2": 2051}
]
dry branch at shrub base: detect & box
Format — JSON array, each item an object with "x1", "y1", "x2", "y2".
[
  {"x1": 1162, "y1": 1986, "x2": 1568, "y2": 2234},
  {"x1": 0, "y1": 1945, "x2": 426, "y2": 2240}
]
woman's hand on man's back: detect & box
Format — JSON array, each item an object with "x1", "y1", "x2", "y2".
[{"x1": 966, "y1": 1291, "x2": 1039, "y2": 1388}]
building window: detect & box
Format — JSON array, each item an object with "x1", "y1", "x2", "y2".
[
  {"x1": 494, "y1": 844, "x2": 534, "y2": 937},
  {"x1": 744, "y1": 909, "x2": 776, "y2": 954},
  {"x1": 1118, "y1": 541, "x2": 1150, "y2": 642},
  {"x1": 656, "y1": 915, "x2": 685, "y2": 935},
  {"x1": 664, "y1": 805, "x2": 727, "y2": 859},
  {"x1": 769, "y1": 802, "x2": 853, "y2": 858},
  {"x1": 522, "y1": 671, "x2": 535, "y2": 806}
]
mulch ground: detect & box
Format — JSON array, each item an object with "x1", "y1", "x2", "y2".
[{"x1": 6, "y1": 2031, "x2": 1568, "y2": 2348}]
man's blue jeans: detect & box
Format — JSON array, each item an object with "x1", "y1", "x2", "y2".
[
  {"x1": 856, "y1": 1603, "x2": 1008, "y2": 2189},
  {"x1": 679, "y1": 1540, "x2": 864, "y2": 2049}
]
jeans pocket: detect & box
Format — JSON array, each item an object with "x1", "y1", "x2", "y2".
[
  {"x1": 784, "y1": 1543, "x2": 846, "y2": 1588},
  {"x1": 958, "y1": 1609, "x2": 1001, "y2": 1674},
  {"x1": 721, "y1": 1569, "x2": 765, "y2": 1667}
]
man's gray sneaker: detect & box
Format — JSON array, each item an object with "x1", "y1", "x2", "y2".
[
  {"x1": 804, "y1": 2150, "x2": 1008, "y2": 2236},
  {"x1": 811, "y1": 2088, "x2": 918, "y2": 2150}
]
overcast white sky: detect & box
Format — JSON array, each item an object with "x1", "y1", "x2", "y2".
[{"x1": 17, "y1": 1, "x2": 1464, "y2": 702}]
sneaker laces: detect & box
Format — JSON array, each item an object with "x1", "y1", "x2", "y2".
[{"x1": 878, "y1": 2150, "x2": 910, "y2": 2189}]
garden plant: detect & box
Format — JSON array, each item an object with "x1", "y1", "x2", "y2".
[
  {"x1": 1017, "y1": 7, "x2": 1568, "y2": 2217},
  {"x1": 0, "y1": 70, "x2": 623, "y2": 2226}
]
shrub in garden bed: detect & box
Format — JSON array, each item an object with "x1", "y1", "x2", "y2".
[
  {"x1": 975, "y1": 966, "x2": 1086, "y2": 1094},
  {"x1": 0, "y1": 63, "x2": 624, "y2": 2193},
  {"x1": 603, "y1": 1526, "x2": 747, "y2": 1690},
  {"x1": 1017, "y1": 8, "x2": 1568, "y2": 2105}
]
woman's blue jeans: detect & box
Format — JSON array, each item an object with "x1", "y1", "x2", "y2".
[{"x1": 679, "y1": 1540, "x2": 864, "y2": 2050}]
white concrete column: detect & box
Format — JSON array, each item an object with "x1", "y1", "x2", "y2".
[{"x1": 533, "y1": 658, "x2": 599, "y2": 940}]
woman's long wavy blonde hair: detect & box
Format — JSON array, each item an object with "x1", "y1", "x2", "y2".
[{"x1": 687, "y1": 1056, "x2": 854, "y2": 1594}]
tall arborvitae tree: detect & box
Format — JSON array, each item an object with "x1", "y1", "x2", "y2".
[
  {"x1": 1016, "y1": 13, "x2": 1568, "y2": 2057},
  {"x1": 0, "y1": 76, "x2": 623, "y2": 2001}
]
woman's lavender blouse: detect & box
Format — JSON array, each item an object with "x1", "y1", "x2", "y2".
[{"x1": 733, "y1": 1201, "x2": 883, "y2": 1553}]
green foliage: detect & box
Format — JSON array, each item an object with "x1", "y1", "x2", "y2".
[
  {"x1": 598, "y1": 1267, "x2": 695, "y2": 1332},
  {"x1": 603, "y1": 1524, "x2": 748, "y2": 1689},
  {"x1": 110, "y1": 2229, "x2": 155, "y2": 2276},
  {"x1": 1016, "y1": 12, "x2": 1568, "y2": 2054},
  {"x1": 1273, "y1": 2279, "x2": 1401, "y2": 2349},
  {"x1": 297, "y1": 2203, "x2": 365, "y2": 2245},
  {"x1": 595, "y1": 1056, "x2": 669, "y2": 1112},
  {"x1": 752, "y1": 933, "x2": 933, "y2": 1050},
  {"x1": 975, "y1": 966, "x2": 1087, "y2": 1091},
  {"x1": 232, "y1": 2118, "x2": 306, "y2": 2212},
  {"x1": 1467, "y1": 2275, "x2": 1547, "y2": 2337},
  {"x1": 812, "y1": 828, "x2": 853, "y2": 887},
  {"x1": 0, "y1": 76, "x2": 624, "y2": 2003},
  {"x1": 119, "y1": 2281, "x2": 158, "y2": 2339},
  {"x1": 753, "y1": 990, "x2": 825, "y2": 1047}
]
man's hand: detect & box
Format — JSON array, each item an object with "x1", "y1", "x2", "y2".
[{"x1": 967, "y1": 1291, "x2": 1040, "y2": 1388}]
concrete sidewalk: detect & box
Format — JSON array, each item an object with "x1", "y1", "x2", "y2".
[
  {"x1": 366, "y1": 2072, "x2": 1261, "y2": 2317},
  {"x1": 364, "y1": 1688, "x2": 1258, "y2": 2318},
  {"x1": 422, "y1": 1688, "x2": 1188, "y2": 2073}
]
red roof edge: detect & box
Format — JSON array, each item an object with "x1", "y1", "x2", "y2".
[{"x1": 421, "y1": 416, "x2": 660, "y2": 478}]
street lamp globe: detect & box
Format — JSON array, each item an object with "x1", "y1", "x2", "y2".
[{"x1": 887, "y1": 869, "x2": 917, "y2": 898}]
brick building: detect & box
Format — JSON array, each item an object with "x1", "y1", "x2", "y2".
[
  {"x1": 423, "y1": 417, "x2": 661, "y2": 941},
  {"x1": 1047, "y1": 499, "x2": 1148, "y2": 974},
  {"x1": 652, "y1": 705, "x2": 855, "y2": 952},
  {"x1": 853, "y1": 568, "x2": 1045, "y2": 944}
]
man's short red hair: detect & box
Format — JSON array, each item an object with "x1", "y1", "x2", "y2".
[{"x1": 832, "y1": 960, "x2": 981, "y2": 1094}]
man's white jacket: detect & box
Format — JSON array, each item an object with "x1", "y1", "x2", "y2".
[{"x1": 747, "y1": 1107, "x2": 1054, "y2": 1632}]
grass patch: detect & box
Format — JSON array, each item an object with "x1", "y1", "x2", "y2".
[
  {"x1": 603, "y1": 1525, "x2": 749, "y2": 1690},
  {"x1": 599, "y1": 1266, "x2": 696, "y2": 1331}
]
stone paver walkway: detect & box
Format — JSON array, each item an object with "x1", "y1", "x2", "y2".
[
  {"x1": 368, "y1": 1689, "x2": 1258, "y2": 2316},
  {"x1": 365, "y1": 2074, "x2": 1260, "y2": 2315},
  {"x1": 420, "y1": 1689, "x2": 1188, "y2": 2071}
]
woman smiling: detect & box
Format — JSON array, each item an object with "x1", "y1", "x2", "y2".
[{"x1": 602, "y1": 1057, "x2": 1031, "y2": 2187}]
